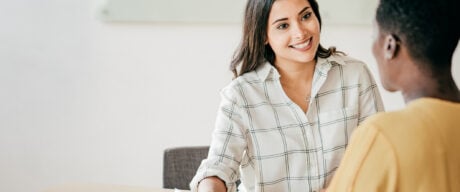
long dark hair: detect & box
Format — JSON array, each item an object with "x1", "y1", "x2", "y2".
[{"x1": 230, "y1": 0, "x2": 340, "y2": 78}]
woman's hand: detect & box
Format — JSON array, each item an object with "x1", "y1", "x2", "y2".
[{"x1": 197, "y1": 176, "x2": 227, "y2": 192}]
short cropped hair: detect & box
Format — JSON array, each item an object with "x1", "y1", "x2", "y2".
[{"x1": 376, "y1": 0, "x2": 460, "y2": 73}]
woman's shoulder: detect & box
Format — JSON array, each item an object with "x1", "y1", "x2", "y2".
[
  {"x1": 221, "y1": 70, "x2": 259, "y2": 93},
  {"x1": 229, "y1": 71, "x2": 259, "y2": 86},
  {"x1": 220, "y1": 63, "x2": 274, "y2": 99},
  {"x1": 322, "y1": 54, "x2": 376, "y2": 81},
  {"x1": 219, "y1": 70, "x2": 264, "y2": 104},
  {"x1": 228, "y1": 62, "x2": 274, "y2": 86},
  {"x1": 328, "y1": 54, "x2": 368, "y2": 67},
  {"x1": 325, "y1": 54, "x2": 372, "y2": 77}
]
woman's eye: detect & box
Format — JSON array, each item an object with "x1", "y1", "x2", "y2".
[
  {"x1": 277, "y1": 23, "x2": 289, "y2": 30},
  {"x1": 302, "y1": 12, "x2": 312, "y2": 20}
]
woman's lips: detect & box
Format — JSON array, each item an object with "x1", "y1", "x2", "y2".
[{"x1": 289, "y1": 37, "x2": 313, "y2": 51}]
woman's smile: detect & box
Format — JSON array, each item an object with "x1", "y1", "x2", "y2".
[{"x1": 289, "y1": 37, "x2": 313, "y2": 51}]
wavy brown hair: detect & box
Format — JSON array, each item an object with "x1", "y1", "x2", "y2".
[{"x1": 230, "y1": 0, "x2": 341, "y2": 78}]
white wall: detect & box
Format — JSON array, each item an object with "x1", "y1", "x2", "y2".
[{"x1": 0, "y1": 1, "x2": 459, "y2": 192}]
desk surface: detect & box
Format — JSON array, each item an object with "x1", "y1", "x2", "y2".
[{"x1": 43, "y1": 183, "x2": 190, "y2": 192}]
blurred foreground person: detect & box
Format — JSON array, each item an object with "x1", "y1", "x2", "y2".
[{"x1": 327, "y1": 0, "x2": 460, "y2": 191}]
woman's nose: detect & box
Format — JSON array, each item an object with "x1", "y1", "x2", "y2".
[{"x1": 292, "y1": 22, "x2": 307, "y2": 40}]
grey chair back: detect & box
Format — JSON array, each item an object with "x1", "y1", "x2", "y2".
[{"x1": 163, "y1": 146, "x2": 209, "y2": 190}]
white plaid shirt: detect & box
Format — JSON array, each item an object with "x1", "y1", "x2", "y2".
[{"x1": 190, "y1": 54, "x2": 384, "y2": 192}]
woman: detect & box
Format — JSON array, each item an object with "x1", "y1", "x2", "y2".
[{"x1": 190, "y1": 0, "x2": 384, "y2": 191}]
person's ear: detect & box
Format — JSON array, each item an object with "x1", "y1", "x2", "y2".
[{"x1": 384, "y1": 34, "x2": 400, "y2": 60}]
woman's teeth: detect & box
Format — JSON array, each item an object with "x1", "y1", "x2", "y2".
[{"x1": 291, "y1": 38, "x2": 311, "y2": 49}]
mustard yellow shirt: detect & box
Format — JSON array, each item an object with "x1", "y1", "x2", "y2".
[{"x1": 327, "y1": 98, "x2": 460, "y2": 192}]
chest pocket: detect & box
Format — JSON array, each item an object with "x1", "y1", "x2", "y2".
[
  {"x1": 315, "y1": 107, "x2": 359, "y2": 181},
  {"x1": 316, "y1": 106, "x2": 359, "y2": 149}
]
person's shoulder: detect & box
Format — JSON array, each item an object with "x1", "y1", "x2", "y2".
[
  {"x1": 227, "y1": 71, "x2": 259, "y2": 87},
  {"x1": 328, "y1": 54, "x2": 367, "y2": 68},
  {"x1": 323, "y1": 54, "x2": 371, "y2": 77},
  {"x1": 225, "y1": 62, "x2": 274, "y2": 89},
  {"x1": 220, "y1": 69, "x2": 261, "y2": 95},
  {"x1": 359, "y1": 107, "x2": 420, "y2": 135},
  {"x1": 366, "y1": 99, "x2": 460, "y2": 127},
  {"x1": 325, "y1": 54, "x2": 373, "y2": 79},
  {"x1": 360, "y1": 111, "x2": 399, "y2": 128}
]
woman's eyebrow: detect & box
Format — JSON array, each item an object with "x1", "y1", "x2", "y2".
[
  {"x1": 298, "y1": 7, "x2": 311, "y2": 16},
  {"x1": 271, "y1": 6, "x2": 311, "y2": 25}
]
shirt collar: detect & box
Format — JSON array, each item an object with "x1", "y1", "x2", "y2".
[
  {"x1": 255, "y1": 54, "x2": 347, "y2": 81},
  {"x1": 255, "y1": 62, "x2": 279, "y2": 82}
]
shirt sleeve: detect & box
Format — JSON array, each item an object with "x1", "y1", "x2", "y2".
[
  {"x1": 357, "y1": 64, "x2": 385, "y2": 124},
  {"x1": 327, "y1": 122, "x2": 398, "y2": 192},
  {"x1": 189, "y1": 85, "x2": 247, "y2": 192}
]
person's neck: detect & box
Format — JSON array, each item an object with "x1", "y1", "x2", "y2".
[
  {"x1": 275, "y1": 60, "x2": 316, "y2": 86},
  {"x1": 402, "y1": 71, "x2": 460, "y2": 103}
]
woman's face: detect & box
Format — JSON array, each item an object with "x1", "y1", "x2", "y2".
[{"x1": 266, "y1": 0, "x2": 320, "y2": 66}]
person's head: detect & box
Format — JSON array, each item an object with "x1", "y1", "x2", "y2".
[
  {"x1": 230, "y1": 0, "x2": 337, "y2": 77},
  {"x1": 372, "y1": 0, "x2": 460, "y2": 91}
]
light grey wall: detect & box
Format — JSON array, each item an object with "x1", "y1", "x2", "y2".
[{"x1": 0, "y1": 1, "x2": 459, "y2": 192}]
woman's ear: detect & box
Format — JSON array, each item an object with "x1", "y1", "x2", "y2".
[{"x1": 384, "y1": 34, "x2": 400, "y2": 60}]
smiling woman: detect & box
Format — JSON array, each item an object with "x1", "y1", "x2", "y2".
[{"x1": 97, "y1": 0, "x2": 377, "y2": 25}]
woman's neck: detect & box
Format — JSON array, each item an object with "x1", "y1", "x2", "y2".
[
  {"x1": 275, "y1": 59, "x2": 317, "y2": 113},
  {"x1": 275, "y1": 60, "x2": 316, "y2": 85}
]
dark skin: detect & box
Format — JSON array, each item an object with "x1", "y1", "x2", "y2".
[
  {"x1": 402, "y1": 69, "x2": 460, "y2": 103},
  {"x1": 372, "y1": 28, "x2": 460, "y2": 104},
  {"x1": 323, "y1": 24, "x2": 460, "y2": 192}
]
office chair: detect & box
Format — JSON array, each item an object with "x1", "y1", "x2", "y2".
[{"x1": 163, "y1": 146, "x2": 210, "y2": 190}]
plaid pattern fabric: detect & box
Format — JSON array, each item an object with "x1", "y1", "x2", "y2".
[{"x1": 190, "y1": 54, "x2": 384, "y2": 192}]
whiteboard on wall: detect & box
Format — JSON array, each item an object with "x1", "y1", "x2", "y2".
[{"x1": 98, "y1": 0, "x2": 378, "y2": 25}]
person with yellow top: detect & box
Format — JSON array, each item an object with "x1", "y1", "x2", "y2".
[{"x1": 326, "y1": 0, "x2": 460, "y2": 191}]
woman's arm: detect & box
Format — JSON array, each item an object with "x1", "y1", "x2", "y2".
[
  {"x1": 189, "y1": 85, "x2": 247, "y2": 192},
  {"x1": 358, "y1": 64, "x2": 385, "y2": 123}
]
